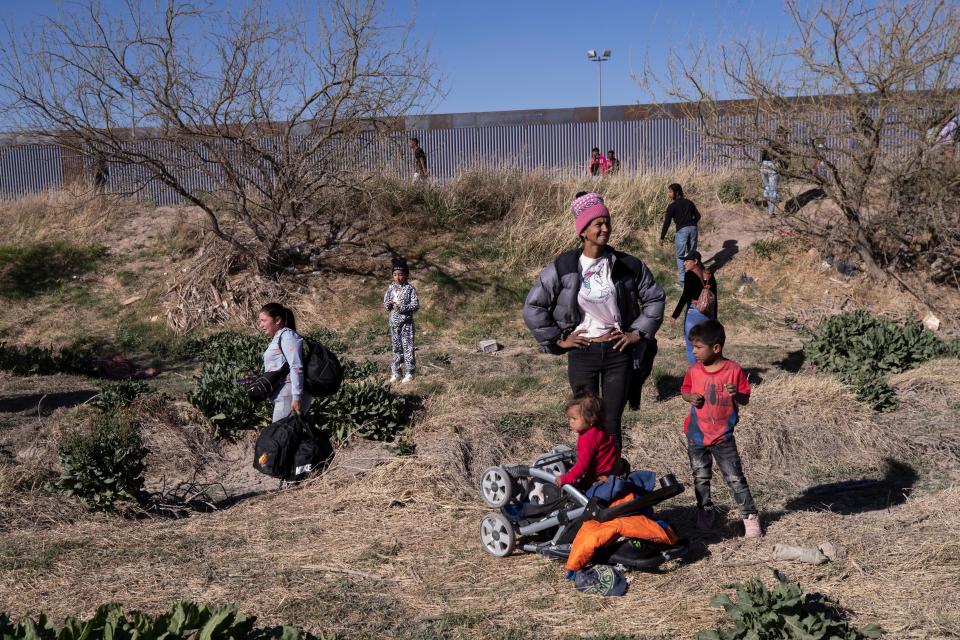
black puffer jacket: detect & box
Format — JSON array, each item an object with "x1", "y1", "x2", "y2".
[{"x1": 522, "y1": 247, "x2": 665, "y2": 354}]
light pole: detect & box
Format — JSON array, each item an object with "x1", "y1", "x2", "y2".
[{"x1": 586, "y1": 49, "x2": 611, "y2": 152}]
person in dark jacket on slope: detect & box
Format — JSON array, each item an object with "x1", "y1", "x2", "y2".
[{"x1": 659, "y1": 183, "x2": 701, "y2": 289}]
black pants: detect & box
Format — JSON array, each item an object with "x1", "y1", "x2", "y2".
[
  {"x1": 567, "y1": 342, "x2": 631, "y2": 450},
  {"x1": 687, "y1": 436, "x2": 757, "y2": 516}
]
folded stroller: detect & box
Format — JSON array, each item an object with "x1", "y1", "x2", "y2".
[{"x1": 478, "y1": 446, "x2": 689, "y2": 569}]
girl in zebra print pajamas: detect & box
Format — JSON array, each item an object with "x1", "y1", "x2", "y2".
[{"x1": 383, "y1": 258, "x2": 420, "y2": 383}]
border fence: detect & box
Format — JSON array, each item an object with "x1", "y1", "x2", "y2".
[{"x1": 0, "y1": 100, "x2": 922, "y2": 205}]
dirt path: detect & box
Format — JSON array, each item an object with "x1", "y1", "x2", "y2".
[{"x1": 698, "y1": 203, "x2": 773, "y2": 274}]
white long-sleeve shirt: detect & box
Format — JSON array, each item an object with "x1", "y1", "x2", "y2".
[{"x1": 262, "y1": 328, "x2": 305, "y2": 399}]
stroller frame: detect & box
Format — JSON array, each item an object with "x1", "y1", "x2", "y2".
[{"x1": 479, "y1": 448, "x2": 689, "y2": 568}]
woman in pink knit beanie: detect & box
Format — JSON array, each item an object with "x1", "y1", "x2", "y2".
[{"x1": 522, "y1": 191, "x2": 666, "y2": 452}]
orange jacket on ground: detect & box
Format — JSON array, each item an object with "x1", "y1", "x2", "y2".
[{"x1": 565, "y1": 493, "x2": 678, "y2": 571}]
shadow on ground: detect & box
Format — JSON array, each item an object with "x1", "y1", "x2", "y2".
[
  {"x1": 0, "y1": 390, "x2": 96, "y2": 415},
  {"x1": 705, "y1": 240, "x2": 739, "y2": 272},
  {"x1": 781, "y1": 458, "x2": 918, "y2": 516}
]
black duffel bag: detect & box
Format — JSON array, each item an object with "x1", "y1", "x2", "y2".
[
  {"x1": 244, "y1": 363, "x2": 289, "y2": 401},
  {"x1": 254, "y1": 412, "x2": 333, "y2": 481}
]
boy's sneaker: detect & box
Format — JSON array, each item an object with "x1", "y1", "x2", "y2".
[
  {"x1": 696, "y1": 507, "x2": 716, "y2": 530},
  {"x1": 402, "y1": 373, "x2": 414, "y2": 383},
  {"x1": 389, "y1": 373, "x2": 400, "y2": 383},
  {"x1": 743, "y1": 513, "x2": 762, "y2": 538}
]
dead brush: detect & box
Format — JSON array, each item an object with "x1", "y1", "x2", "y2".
[
  {"x1": 163, "y1": 234, "x2": 287, "y2": 333},
  {"x1": 130, "y1": 393, "x2": 221, "y2": 486}
]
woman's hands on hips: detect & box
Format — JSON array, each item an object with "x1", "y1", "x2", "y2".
[
  {"x1": 611, "y1": 330, "x2": 641, "y2": 351},
  {"x1": 556, "y1": 329, "x2": 590, "y2": 350}
]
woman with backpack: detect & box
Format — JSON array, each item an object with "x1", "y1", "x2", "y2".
[
  {"x1": 258, "y1": 303, "x2": 311, "y2": 422},
  {"x1": 523, "y1": 192, "x2": 665, "y2": 451},
  {"x1": 670, "y1": 251, "x2": 717, "y2": 364}
]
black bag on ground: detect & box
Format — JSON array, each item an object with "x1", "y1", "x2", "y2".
[
  {"x1": 303, "y1": 337, "x2": 344, "y2": 398},
  {"x1": 254, "y1": 412, "x2": 333, "y2": 481}
]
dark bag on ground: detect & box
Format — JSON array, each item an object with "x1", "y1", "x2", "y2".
[
  {"x1": 253, "y1": 412, "x2": 333, "y2": 481},
  {"x1": 302, "y1": 337, "x2": 344, "y2": 398},
  {"x1": 244, "y1": 363, "x2": 290, "y2": 401}
]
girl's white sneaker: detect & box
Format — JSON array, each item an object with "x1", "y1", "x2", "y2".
[
  {"x1": 389, "y1": 373, "x2": 400, "y2": 383},
  {"x1": 402, "y1": 374, "x2": 414, "y2": 383}
]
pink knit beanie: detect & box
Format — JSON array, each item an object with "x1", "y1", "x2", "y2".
[{"x1": 571, "y1": 192, "x2": 610, "y2": 236}]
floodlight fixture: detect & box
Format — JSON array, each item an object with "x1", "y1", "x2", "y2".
[{"x1": 586, "y1": 48, "x2": 612, "y2": 150}]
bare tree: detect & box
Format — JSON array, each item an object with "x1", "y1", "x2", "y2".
[
  {"x1": 0, "y1": 0, "x2": 438, "y2": 273},
  {"x1": 644, "y1": 0, "x2": 960, "y2": 287}
]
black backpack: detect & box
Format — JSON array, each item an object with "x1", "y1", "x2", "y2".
[
  {"x1": 254, "y1": 412, "x2": 334, "y2": 481},
  {"x1": 302, "y1": 337, "x2": 343, "y2": 398}
]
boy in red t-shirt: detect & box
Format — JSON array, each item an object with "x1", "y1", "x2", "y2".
[
  {"x1": 555, "y1": 390, "x2": 620, "y2": 488},
  {"x1": 680, "y1": 320, "x2": 761, "y2": 538}
]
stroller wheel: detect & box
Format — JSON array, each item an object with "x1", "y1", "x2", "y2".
[
  {"x1": 479, "y1": 466, "x2": 514, "y2": 508},
  {"x1": 480, "y1": 512, "x2": 516, "y2": 557}
]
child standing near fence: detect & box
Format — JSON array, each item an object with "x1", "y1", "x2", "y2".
[
  {"x1": 383, "y1": 258, "x2": 420, "y2": 383},
  {"x1": 680, "y1": 319, "x2": 761, "y2": 538}
]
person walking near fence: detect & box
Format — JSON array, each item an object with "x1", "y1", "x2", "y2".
[
  {"x1": 523, "y1": 191, "x2": 665, "y2": 451},
  {"x1": 659, "y1": 183, "x2": 701, "y2": 289},
  {"x1": 409, "y1": 137, "x2": 428, "y2": 183},
  {"x1": 606, "y1": 150, "x2": 621, "y2": 175},
  {"x1": 670, "y1": 251, "x2": 717, "y2": 364},
  {"x1": 759, "y1": 148, "x2": 781, "y2": 216},
  {"x1": 588, "y1": 148, "x2": 609, "y2": 176}
]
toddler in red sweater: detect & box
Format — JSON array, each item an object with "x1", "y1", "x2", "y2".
[{"x1": 555, "y1": 390, "x2": 621, "y2": 487}]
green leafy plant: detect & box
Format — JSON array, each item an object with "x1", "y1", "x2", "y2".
[
  {"x1": 91, "y1": 381, "x2": 151, "y2": 414},
  {"x1": 803, "y1": 311, "x2": 954, "y2": 411},
  {"x1": 751, "y1": 237, "x2": 791, "y2": 260},
  {"x1": 187, "y1": 332, "x2": 270, "y2": 440},
  {"x1": 0, "y1": 601, "x2": 329, "y2": 640},
  {"x1": 188, "y1": 331, "x2": 407, "y2": 442},
  {"x1": 342, "y1": 358, "x2": 380, "y2": 381},
  {"x1": 694, "y1": 570, "x2": 882, "y2": 640},
  {"x1": 313, "y1": 381, "x2": 407, "y2": 442},
  {"x1": 54, "y1": 412, "x2": 147, "y2": 510}
]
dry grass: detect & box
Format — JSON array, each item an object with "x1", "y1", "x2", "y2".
[
  {"x1": 163, "y1": 236, "x2": 287, "y2": 333},
  {"x1": 500, "y1": 168, "x2": 745, "y2": 273},
  {"x1": 0, "y1": 184, "x2": 133, "y2": 245},
  {"x1": 0, "y1": 447, "x2": 957, "y2": 638}
]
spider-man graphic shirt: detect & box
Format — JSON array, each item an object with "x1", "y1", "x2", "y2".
[{"x1": 680, "y1": 359, "x2": 751, "y2": 446}]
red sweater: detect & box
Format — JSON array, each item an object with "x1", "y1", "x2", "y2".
[{"x1": 558, "y1": 426, "x2": 620, "y2": 485}]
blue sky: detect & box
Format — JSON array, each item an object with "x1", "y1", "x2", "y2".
[{"x1": 4, "y1": 0, "x2": 797, "y2": 115}]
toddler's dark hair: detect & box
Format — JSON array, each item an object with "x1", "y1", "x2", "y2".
[
  {"x1": 565, "y1": 388, "x2": 606, "y2": 428},
  {"x1": 688, "y1": 319, "x2": 726, "y2": 348}
]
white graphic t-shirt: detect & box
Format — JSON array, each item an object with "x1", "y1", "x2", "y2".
[{"x1": 574, "y1": 255, "x2": 621, "y2": 338}]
